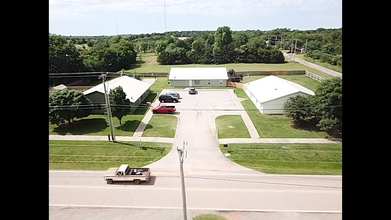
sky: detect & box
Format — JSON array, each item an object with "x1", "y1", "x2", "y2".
[{"x1": 49, "y1": 0, "x2": 342, "y2": 36}]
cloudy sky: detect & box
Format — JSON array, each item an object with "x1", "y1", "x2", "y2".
[{"x1": 49, "y1": 0, "x2": 342, "y2": 36}]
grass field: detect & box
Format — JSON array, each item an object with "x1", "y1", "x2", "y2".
[
  {"x1": 49, "y1": 140, "x2": 172, "y2": 170},
  {"x1": 215, "y1": 115, "x2": 251, "y2": 138},
  {"x1": 142, "y1": 114, "x2": 177, "y2": 137},
  {"x1": 220, "y1": 143, "x2": 342, "y2": 174},
  {"x1": 126, "y1": 52, "x2": 335, "y2": 80}
]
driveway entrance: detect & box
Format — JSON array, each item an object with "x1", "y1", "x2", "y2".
[{"x1": 145, "y1": 89, "x2": 262, "y2": 174}]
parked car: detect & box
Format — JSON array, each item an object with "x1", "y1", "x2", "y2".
[
  {"x1": 151, "y1": 103, "x2": 176, "y2": 114},
  {"x1": 163, "y1": 91, "x2": 181, "y2": 99},
  {"x1": 158, "y1": 94, "x2": 179, "y2": 103},
  {"x1": 188, "y1": 87, "x2": 197, "y2": 94}
]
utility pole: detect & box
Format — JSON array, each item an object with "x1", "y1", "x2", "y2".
[
  {"x1": 164, "y1": 0, "x2": 167, "y2": 32},
  {"x1": 304, "y1": 39, "x2": 308, "y2": 54},
  {"x1": 294, "y1": 39, "x2": 298, "y2": 54},
  {"x1": 99, "y1": 72, "x2": 116, "y2": 142},
  {"x1": 177, "y1": 141, "x2": 188, "y2": 220}
]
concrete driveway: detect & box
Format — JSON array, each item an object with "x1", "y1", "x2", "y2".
[{"x1": 142, "y1": 88, "x2": 262, "y2": 174}]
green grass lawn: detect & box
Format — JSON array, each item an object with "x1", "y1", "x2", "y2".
[
  {"x1": 239, "y1": 93, "x2": 329, "y2": 138},
  {"x1": 142, "y1": 114, "x2": 178, "y2": 137},
  {"x1": 126, "y1": 52, "x2": 335, "y2": 80},
  {"x1": 220, "y1": 143, "x2": 342, "y2": 174},
  {"x1": 215, "y1": 115, "x2": 250, "y2": 138},
  {"x1": 49, "y1": 140, "x2": 172, "y2": 170}
]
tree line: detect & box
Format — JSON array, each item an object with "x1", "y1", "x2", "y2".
[{"x1": 49, "y1": 26, "x2": 341, "y2": 73}]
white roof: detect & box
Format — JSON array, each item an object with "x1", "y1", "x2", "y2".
[
  {"x1": 52, "y1": 84, "x2": 67, "y2": 90},
  {"x1": 83, "y1": 76, "x2": 151, "y2": 103},
  {"x1": 169, "y1": 67, "x2": 228, "y2": 80},
  {"x1": 245, "y1": 75, "x2": 315, "y2": 103}
]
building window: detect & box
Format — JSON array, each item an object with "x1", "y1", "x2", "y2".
[
  {"x1": 220, "y1": 81, "x2": 222, "y2": 84},
  {"x1": 194, "y1": 80, "x2": 200, "y2": 85},
  {"x1": 208, "y1": 80, "x2": 211, "y2": 84}
]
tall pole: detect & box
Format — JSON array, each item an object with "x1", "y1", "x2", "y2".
[
  {"x1": 177, "y1": 143, "x2": 188, "y2": 220},
  {"x1": 164, "y1": 0, "x2": 167, "y2": 32},
  {"x1": 99, "y1": 73, "x2": 116, "y2": 142}
]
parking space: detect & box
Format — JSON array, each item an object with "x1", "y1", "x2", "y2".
[{"x1": 160, "y1": 89, "x2": 243, "y2": 112}]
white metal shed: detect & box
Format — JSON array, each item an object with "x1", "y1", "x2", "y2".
[
  {"x1": 244, "y1": 75, "x2": 315, "y2": 114},
  {"x1": 168, "y1": 67, "x2": 228, "y2": 87}
]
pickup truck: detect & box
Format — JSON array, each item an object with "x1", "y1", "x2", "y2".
[
  {"x1": 151, "y1": 103, "x2": 176, "y2": 114},
  {"x1": 103, "y1": 164, "x2": 151, "y2": 184}
]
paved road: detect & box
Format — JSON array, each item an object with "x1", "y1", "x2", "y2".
[
  {"x1": 49, "y1": 170, "x2": 341, "y2": 220},
  {"x1": 49, "y1": 87, "x2": 342, "y2": 220},
  {"x1": 282, "y1": 52, "x2": 342, "y2": 78}
]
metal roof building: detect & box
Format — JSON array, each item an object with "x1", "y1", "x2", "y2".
[
  {"x1": 168, "y1": 67, "x2": 228, "y2": 87},
  {"x1": 244, "y1": 75, "x2": 315, "y2": 114},
  {"x1": 83, "y1": 75, "x2": 151, "y2": 113}
]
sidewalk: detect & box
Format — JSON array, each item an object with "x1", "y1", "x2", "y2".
[{"x1": 49, "y1": 135, "x2": 341, "y2": 144}]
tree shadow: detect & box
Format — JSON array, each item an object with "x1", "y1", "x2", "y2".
[
  {"x1": 117, "y1": 120, "x2": 141, "y2": 132},
  {"x1": 143, "y1": 124, "x2": 153, "y2": 131},
  {"x1": 52, "y1": 118, "x2": 108, "y2": 135},
  {"x1": 291, "y1": 119, "x2": 342, "y2": 139},
  {"x1": 291, "y1": 120, "x2": 322, "y2": 132}
]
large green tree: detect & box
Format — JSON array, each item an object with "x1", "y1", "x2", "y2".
[
  {"x1": 49, "y1": 89, "x2": 92, "y2": 125},
  {"x1": 49, "y1": 33, "x2": 85, "y2": 73},
  {"x1": 109, "y1": 86, "x2": 131, "y2": 125},
  {"x1": 81, "y1": 36, "x2": 137, "y2": 72},
  {"x1": 213, "y1": 26, "x2": 233, "y2": 63},
  {"x1": 313, "y1": 77, "x2": 342, "y2": 132},
  {"x1": 284, "y1": 95, "x2": 314, "y2": 125}
]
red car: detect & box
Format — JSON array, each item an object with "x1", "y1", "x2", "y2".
[{"x1": 151, "y1": 103, "x2": 176, "y2": 114}]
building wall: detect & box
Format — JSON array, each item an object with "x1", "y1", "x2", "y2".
[
  {"x1": 244, "y1": 89, "x2": 312, "y2": 115},
  {"x1": 261, "y1": 92, "x2": 311, "y2": 114},
  {"x1": 169, "y1": 79, "x2": 227, "y2": 87}
]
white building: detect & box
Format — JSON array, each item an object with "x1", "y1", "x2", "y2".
[
  {"x1": 83, "y1": 75, "x2": 151, "y2": 113},
  {"x1": 168, "y1": 67, "x2": 228, "y2": 87},
  {"x1": 244, "y1": 75, "x2": 315, "y2": 114}
]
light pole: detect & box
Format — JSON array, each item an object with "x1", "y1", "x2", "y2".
[
  {"x1": 177, "y1": 141, "x2": 188, "y2": 220},
  {"x1": 99, "y1": 72, "x2": 116, "y2": 142}
]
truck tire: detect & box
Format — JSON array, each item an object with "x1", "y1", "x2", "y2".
[
  {"x1": 168, "y1": 110, "x2": 172, "y2": 114},
  {"x1": 106, "y1": 179, "x2": 113, "y2": 184},
  {"x1": 134, "y1": 179, "x2": 141, "y2": 185},
  {"x1": 153, "y1": 110, "x2": 157, "y2": 114}
]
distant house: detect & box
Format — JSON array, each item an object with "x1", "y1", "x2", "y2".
[
  {"x1": 49, "y1": 84, "x2": 67, "y2": 94},
  {"x1": 168, "y1": 67, "x2": 228, "y2": 87},
  {"x1": 244, "y1": 75, "x2": 315, "y2": 114},
  {"x1": 83, "y1": 76, "x2": 152, "y2": 114}
]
